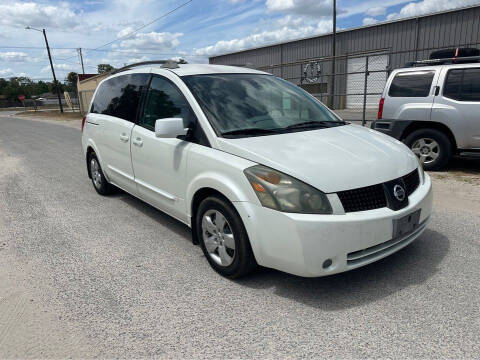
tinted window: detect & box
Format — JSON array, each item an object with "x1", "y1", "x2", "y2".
[
  {"x1": 91, "y1": 74, "x2": 149, "y2": 121},
  {"x1": 140, "y1": 76, "x2": 196, "y2": 130},
  {"x1": 388, "y1": 71, "x2": 435, "y2": 97},
  {"x1": 444, "y1": 68, "x2": 480, "y2": 101}
]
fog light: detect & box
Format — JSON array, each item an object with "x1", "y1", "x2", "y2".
[{"x1": 322, "y1": 259, "x2": 333, "y2": 269}]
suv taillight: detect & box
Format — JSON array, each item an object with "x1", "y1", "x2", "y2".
[
  {"x1": 377, "y1": 98, "x2": 385, "y2": 119},
  {"x1": 81, "y1": 116, "x2": 86, "y2": 132}
]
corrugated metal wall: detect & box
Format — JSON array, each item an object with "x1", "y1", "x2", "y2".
[{"x1": 209, "y1": 6, "x2": 480, "y2": 109}]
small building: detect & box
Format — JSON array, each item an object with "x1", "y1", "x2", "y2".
[{"x1": 77, "y1": 73, "x2": 110, "y2": 114}]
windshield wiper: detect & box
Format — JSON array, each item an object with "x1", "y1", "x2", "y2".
[
  {"x1": 221, "y1": 128, "x2": 279, "y2": 137},
  {"x1": 283, "y1": 120, "x2": 345, "y2": 131}
]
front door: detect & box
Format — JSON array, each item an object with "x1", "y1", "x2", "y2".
[
  {"x1": 131, "y1": 75, "x2": 197, "y2": 222},
  {"x1": 433, "y1": 67, "x2": 480, "y2": 149}
]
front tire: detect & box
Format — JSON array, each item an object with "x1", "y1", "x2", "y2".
[
  {"x1": 88, "y1": 152, "x2": 114, "y2": 195},
  {"x1": 404, "y1": 128, "x2": 452, "y2": 171},
  {"x1": 196, "y1": 196, "x2": 257, "y2": 278}
]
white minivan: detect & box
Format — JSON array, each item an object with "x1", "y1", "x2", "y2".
[{"x1": 82, "y1": 62, "x2": 433, "y2": 278}]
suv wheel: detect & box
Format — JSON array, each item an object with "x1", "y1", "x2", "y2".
[
  {"x1": 196, "y1": 196, "x2": 257, "y2": 278},
  {"x1": 88, "y1": 153, "x2": 114, "y2": 195},
  {"x1": 404, "y1": 129, "x2": 452, "y2": 171}
]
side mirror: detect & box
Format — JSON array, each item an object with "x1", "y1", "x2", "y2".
[{"x1": 155, "y1": 118, "x2": 188, "y2": 138}]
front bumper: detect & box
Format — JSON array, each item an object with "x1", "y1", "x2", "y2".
[{"x1": 234, "y1": 173, "x2": 433, "y2": 277}]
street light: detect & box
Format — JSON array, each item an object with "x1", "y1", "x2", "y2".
[{"x1": 25, "y1": 26, "x2": 64, "y2": 113}]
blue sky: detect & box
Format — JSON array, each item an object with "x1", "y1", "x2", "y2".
[{"x1": 0, "y1": 0, "x2": 479, "y2": 81}]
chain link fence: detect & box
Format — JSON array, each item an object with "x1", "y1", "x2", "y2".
[{"x1": 257, "y1": 43, "x2": 480, "y2": 125}]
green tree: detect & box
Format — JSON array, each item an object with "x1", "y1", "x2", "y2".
[
  {"x1": 97, "y1": 64, "x2": 114, "y2": 74},
  {"x1": 65, "y1": 72, "x2": 78, "y2": 92}
]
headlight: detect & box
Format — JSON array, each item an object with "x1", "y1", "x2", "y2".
[
  {"x1": 416, "y1": 157, "x2": 425, "y2": 184},
  {"x1": 244, "y1": 165, "x2": 332, "y2": 214}
]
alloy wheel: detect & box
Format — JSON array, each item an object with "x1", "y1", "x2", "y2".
[
  {"x1": 411, "y1": 137, "x2": 440, "y2": 165},
  {"x1": 90, "y1": 158, "x2": 102, "y2": 189},
  {"x1": 201, "y1": 209, "x2": 235, "y2": 266}
]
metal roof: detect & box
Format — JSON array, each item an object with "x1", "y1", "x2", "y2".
[{"x1": 209, "y1": 4, "x2": 480, "y2": 59}]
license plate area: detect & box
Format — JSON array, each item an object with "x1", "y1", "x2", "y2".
[{"x1": 392, "y1": 209, "x2": 421, "y2": 238}]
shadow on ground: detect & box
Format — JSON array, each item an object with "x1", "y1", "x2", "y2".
[
  {"x1": 112, "y1": 188, "x2": 450, "y2": 311},
  {"x1": 237, "y1": 229, "x2": 449, "y2": 310},
  {"x1": 446, "y1": 156, "x2": 480, "y2": 175}
]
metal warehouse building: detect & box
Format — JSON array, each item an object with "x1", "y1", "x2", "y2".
[{"x1": 209, "y1": 5, "x2": 480, "y2": 119}]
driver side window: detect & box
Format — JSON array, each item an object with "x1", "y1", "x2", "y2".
[{"x1": 140, "y1": 76, "x2": 196, "y2": 130}]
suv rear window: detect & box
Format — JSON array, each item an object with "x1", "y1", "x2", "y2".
[
  {"x1": 91, "y1": 74, "x2": 149, "y2": 121},
  {"x1": 388, "y1": 71, "x2": 435, "y2": 97},
  {"x1": 443, "y1": 68, "x2": 480, "y2": 101}
]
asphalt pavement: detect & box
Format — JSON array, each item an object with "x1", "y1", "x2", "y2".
[{"x1": 0, "y1": 114, "x2": 478, "y2": 358}]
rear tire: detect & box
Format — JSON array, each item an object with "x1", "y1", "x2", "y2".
[
  {"x1": 404, "y1": 128, "x2": 452, "y2": 171},
  {"x1": 196, "y1": 196, "x2": 257, "y2": 279},
  {"x1": 88, "y1": 152, "x2": 114, "y2": 195}
]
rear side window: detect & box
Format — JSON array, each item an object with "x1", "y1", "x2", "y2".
[
  {"x1": 91, "y1": 74, "x2": 149, "y2": 121},
  {"x1": 388, "y1": 71, "x2": 435, "y2": 97},
  {"x1": 444, "y1": 68, "x2": 480, "y2": 101}
]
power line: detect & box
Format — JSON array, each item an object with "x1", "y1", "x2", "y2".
[{"x1": 93, "y1": 0, "x2": 194, "y2": 50}]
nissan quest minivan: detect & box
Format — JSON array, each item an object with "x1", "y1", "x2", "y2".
[{"x1": 82, "y1": 62, "x2": 433, "y2": 278}]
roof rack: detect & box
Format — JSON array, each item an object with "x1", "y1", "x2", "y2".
[
  {"x1": 405, "y1": 55, "x2": 480, "y2": 67},
  {"x1": 111, "y1": 59, "x2": 187, "y2": 74}
]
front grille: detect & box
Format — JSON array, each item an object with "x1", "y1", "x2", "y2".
[
  {"x1": 338, "y1": 168, "x2": 421, "y2": 213},
  {"x1": 337, "y1": 184, "x2": 387, "y2": 213},
  {"x1": 403, "y1": 169, "x2": 420, "y2": 196}
]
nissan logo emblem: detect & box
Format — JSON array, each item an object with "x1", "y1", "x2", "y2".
[{"x1": 393, "y1": 184, "x2": 406, "y2": 201}]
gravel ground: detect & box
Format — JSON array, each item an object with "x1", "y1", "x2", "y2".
[{"x1": 0, "y1": 115, "x2": 479, "y2": 359}]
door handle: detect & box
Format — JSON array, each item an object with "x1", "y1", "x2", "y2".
[
  {"x1": 120, "y1": 134, "x2": 129, "y2": 142},
  {"x1": 132, "y1": 137, "x2": 143, "y2": 147}
]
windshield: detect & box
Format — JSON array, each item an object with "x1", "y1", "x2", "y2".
[{"x1": 182, "y1": 74, "x2": 344, "y2": 137}]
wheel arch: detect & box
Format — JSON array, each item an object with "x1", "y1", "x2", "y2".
[
  {"x1": 189, "y1": 187, "x2": 239, "y2": 245},
  {"x1": 400, "y1": 121, "x2": 458, "y2": 151}
]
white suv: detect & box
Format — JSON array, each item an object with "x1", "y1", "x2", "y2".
[
  {"x1": 82, "y1": 62, "x2": 432, "y2": 278},
  {"x1": 372, "y1": 62, "x2": 480, "y2": 170}
]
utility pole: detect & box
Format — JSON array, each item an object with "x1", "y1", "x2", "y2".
[
  {"x1": 331, "y1": 0, "x2": 336, "y2": 110},
  {"x1": 26, "y1": 26, "x2": 63, "y2": 113},
  {"x1": 78, "y1": 48, "x2": 85, "y2": 74},
  {"x1": 42, "y1": 29, "x2": 63, "y2": 113}
]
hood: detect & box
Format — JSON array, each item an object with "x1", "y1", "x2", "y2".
[{"x1": 216, "y1": 124, "x2": 418, "y2": 193}]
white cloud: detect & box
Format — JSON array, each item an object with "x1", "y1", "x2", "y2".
[
  {"x1": 387, "y1": 0, "x2": 480, "y2": 20},
  {"x1": 0, "y1": 68, "x2": 13, "y2": 75},
  {"x1": 195, "y1": 19, "x2": 332, "y2": 56},
  {"x1": 117, "y1": 31, "x2": 183, "y2": 51},
  {"x1": 41, "y1": 63, "x2": 79, "y2": 73},
  {"x1": 0, "y1": 2, "x2": 81, "y2": 29},
  {"x1": 362, "y1": 17, "x2": 380, "y2": 25},
  {"x1": 266, "y1": 0, "x2": 333, "y2": 17},
  {"x1": 0, "y1": 51, "x2": 31, "y2": 62},
  {"x1": 366, "y1": 6, "x2": 386, "y2": 16},
  {"x1": 116, "y1": 26, "x2": 135, "y2": 38}
]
